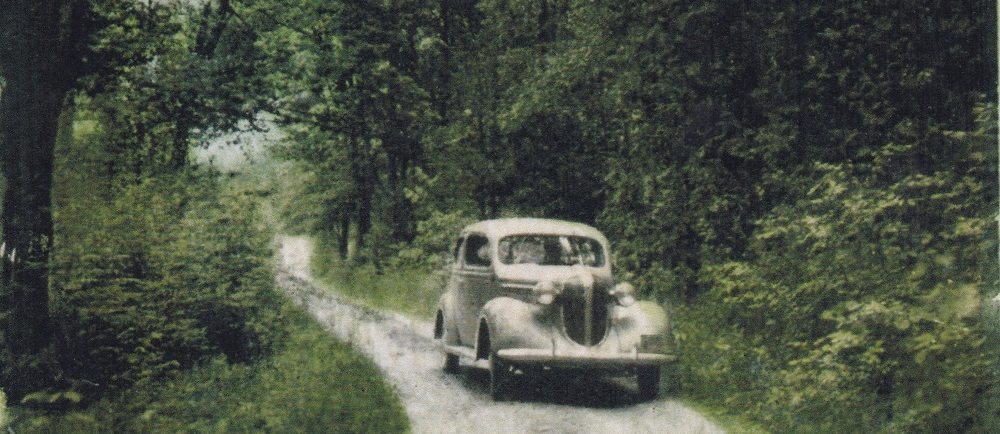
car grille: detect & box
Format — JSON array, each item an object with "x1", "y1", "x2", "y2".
[{"x1": 562, "y1": 283, "x2": 611, "y2": 346}]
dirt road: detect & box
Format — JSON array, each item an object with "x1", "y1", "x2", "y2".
[{"x1": 276, "y1": 235, "x2": 725, "y2": 434}]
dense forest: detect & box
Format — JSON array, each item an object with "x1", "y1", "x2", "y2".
[{"x1": 1, "y1": 0, "x2": 997, "y2": 432}]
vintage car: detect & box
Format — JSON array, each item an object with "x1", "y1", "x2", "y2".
[{"x1": 433, "y1": 218, "x2": 676, "y2": 400}]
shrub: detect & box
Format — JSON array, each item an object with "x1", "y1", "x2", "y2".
[
  {"x1": 696, "y1": 122, "x2": 996, "y2": 431},
  {"x1": 391, "y1": 209, "x2": 475, "y2": 270},
  {"x1": 50, "y1": 171, "x2": 284, "y2": 396},
  {"x1": 8, "y1": 309, "x2": 408, "y2": 433}
]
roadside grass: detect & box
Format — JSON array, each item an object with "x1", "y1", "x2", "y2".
[
  {"x1": 8, "y1": 307, "x2": 409, "y2": 433},
  {"x1": 310, "y1": 236, "x2": 443, "y2": 320},
  {"x1": 670, "y1": 302, "x2": 777, "y2": 434},
  {"x1": 983, "y1": 289, "x2": 1000, "y2": 433},
  {"x1": 680, "y1": 400, "x2": 771, "y2": 434}
]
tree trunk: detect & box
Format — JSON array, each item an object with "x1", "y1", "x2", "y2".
[
  {"x1": 355, "y1": 185, "x2": 372, "y2": 256},
  {"x1": 348, "y1": 134, "x2": 373, "y2": 257},
  {"x1": 171, "y1": 120, "x2": 191, "y2": 170},
  {"x1": 0, "y1": 56, "x2": 63, "y2": 355},
  {"x1": 338, "y1": 209, "x2": 350, "y2": 261},
  {"x1": 384, "y1": 142, "x2": 415, "y2": 243},
  {"x1": 0, "y1": 0, "x2": 84, "y2": 357}
]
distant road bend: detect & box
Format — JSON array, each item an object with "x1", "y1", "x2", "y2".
[{"x1": 276, "y1": 235, "x2": 725, "y2": 434}]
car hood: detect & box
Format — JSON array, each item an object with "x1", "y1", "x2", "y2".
[{"x1": 496, "y1": 264, "x2": 613, "y2": 290}]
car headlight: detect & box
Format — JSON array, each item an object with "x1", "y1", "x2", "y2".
[
  {"x1": 609, "y1": 282, "x2": 636, "y2": 307},
  {"x1": 533, "y1": 280, "x2": 561, "y2": 305}
]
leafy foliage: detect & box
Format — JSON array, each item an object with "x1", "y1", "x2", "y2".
[
  {"x1": 693, "y1": 105, "x2": 998, "y2": 431},
  {"x1": 85, "y1": 0, "x2": 266, "y2": 179},
  {"x1": 5, "y1": 96, "x2": 278, "y2": 403},
  {"x1": 51, "y1": 171, "x2": 284, "y2": 395},
  {"x1": 1, "y1": 0, "x2": 995, "y2": 431},
  {"x1": 250, "y1": 0, "x2": 441, "y2": 256},
  {"x1": 9, "y1": 310, "x2": 407, "y2": 433},
  {"x1": 268, "y1": 0, "x2": 997, "y2": 431},
  {"x1": 5, "y1": 71, "x2": 408, "y2": 430},
  {"x1": 311, "y1": 233, "x2": 445, "y2": 320},
  {"x1": 2, "y1": 0, "x2": 269, "y2": 397},
  {"x1": 392, "y1": 209, "x2": 476, "y2": 270}
]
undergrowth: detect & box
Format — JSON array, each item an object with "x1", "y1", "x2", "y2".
[
  {"x1": 310, "y1": 234, "x2": 443, "y2": 320},
  {"x1": 8, "y1": 307, "x2": 409, "y2": 433}
]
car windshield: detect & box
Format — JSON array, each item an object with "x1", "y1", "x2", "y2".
[{"x1": 497, "y1": 235, "x2": 604, "y2": 267}]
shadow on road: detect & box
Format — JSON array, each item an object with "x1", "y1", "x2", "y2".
[{"x1": 452, "y1": 365, "x2": 655, "y2": 408}]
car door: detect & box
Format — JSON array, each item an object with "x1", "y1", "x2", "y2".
[
  {"x1": 440, "y1": 236, "x2": 465, "y2": 344},
  {"x1": 455, "y1": 233, "x2": 493, "y2": 343},
  {"x1": 448, "y1": 235, "x2": 471, "y2": 345}
]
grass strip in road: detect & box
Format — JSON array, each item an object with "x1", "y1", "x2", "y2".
[
  {"x1": 310, "y1": 237, "x2": 443, "y2": 320},
  {"x1": 8, "y1": 307, "x2": 409, "y2": 433}
]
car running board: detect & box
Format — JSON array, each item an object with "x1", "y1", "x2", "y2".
[
  {"x1": 440, "y1": 343, "x2": 492, "y2": 369},
  {"x1": 441, "y1": 343, "x2": 476, "y2": 359}
]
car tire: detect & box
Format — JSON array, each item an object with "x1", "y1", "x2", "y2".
[
  {"x1": 489, "y1": 353, "x2": 510, "y2": 401},
  {"x1": 444, "y1": 352, "x2": 460, "y2": 373},
  {"x1": 637, "y1": 366, "x2": 660, "y2": 400}
]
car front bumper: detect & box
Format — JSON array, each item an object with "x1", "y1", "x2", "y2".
[{"x1": 496, "y1": 348, "x2": 677, "y2": 368}]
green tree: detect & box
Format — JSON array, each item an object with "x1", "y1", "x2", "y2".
[
  {"x1": 0, "y1": 1, "x2": 93, "y2": 391},
  {"x1": 252, "y1": 0, "x2": 438, "y2": 258},
  {"x1": 88, "y1": 0, "x2": 266, "y2": 182},
  {"x1": 1, "y1": 0, "x2": 273, "y2": 397}
]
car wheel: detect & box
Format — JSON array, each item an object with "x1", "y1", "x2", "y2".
[
  {"x1": 444, "y1": 352, "x2": 460, "y2": 373},
  {"x1": 489, "y1": 353, "x2": 510, "y2": 401},
  {"x1": 637, "y1": 366, "x2": 660, "y2": 400}
]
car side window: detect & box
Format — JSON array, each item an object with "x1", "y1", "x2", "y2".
[{"x1": 463, "y1": 235, "x2": 491, "y2": 267}]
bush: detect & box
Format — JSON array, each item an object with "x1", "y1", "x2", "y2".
[
  {"x1": 390, "y1": 209, "x2": 475, "y2": 270},
  {"x1": 312, "y1": 234, "x2": 442, "y2": 319},
  {"x1": 49, "y1": 171, "x2": 285, "y2": 396},
  {"x1": 8, "y1": 309, "x2": 408, "y2": 433},
  {"x1": 693, "y1": 119, "x2": 996, "y2": 431}
]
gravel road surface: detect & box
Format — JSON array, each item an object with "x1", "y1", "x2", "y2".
[{"x1": 276, "y1": 235, "x2": 725, "y2": 434}]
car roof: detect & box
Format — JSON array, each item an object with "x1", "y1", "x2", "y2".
[{"x1": 462, "y1": 218, "x2": 608, "y2": 242}]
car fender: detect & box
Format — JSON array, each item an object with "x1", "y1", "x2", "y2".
[
  {"x1": 435, "y1": 292, "x2": 461, "y2": 346},
  {"x1": 634, "y1": 300, "x2": 670, "y2": 336},
  {"x1": 608, "y1": 300, "x2": 671, "y2": 352},
  {"x1": 475, "y1": 297, "x2": 555, "y2": 359}
]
